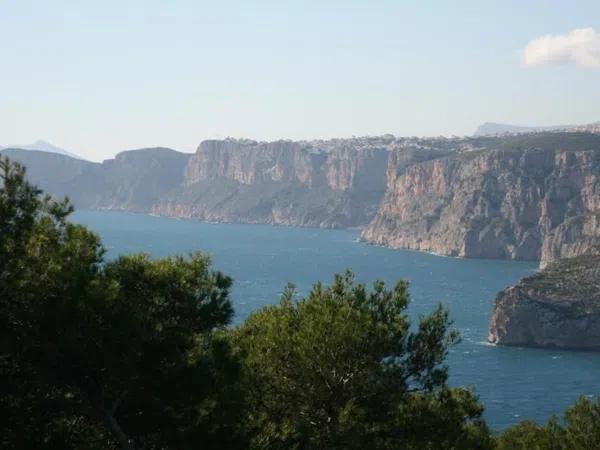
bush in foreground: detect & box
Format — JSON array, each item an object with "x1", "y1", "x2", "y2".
[
  {"x1": 497, "y1": 396, "x2": 600, "y2": 450},
  {"x1": 0, "y1": 158, "x2": 243, "y2": 449}
]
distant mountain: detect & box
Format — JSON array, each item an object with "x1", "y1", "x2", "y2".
[
  {"x1": 0, "y1": 139, "x2": 85, "y2": 160},
  {"x1": 474, "y1": 121, "x2": 600, "y2": 136}
]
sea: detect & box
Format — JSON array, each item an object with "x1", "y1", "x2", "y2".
[{"x1": 72, "y1": 210, "x2": 600, "y2": 431}]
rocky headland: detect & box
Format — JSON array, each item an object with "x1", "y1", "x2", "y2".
[
  {"x1": 488, "y1": 254, "x2": 600, "y2": 350},
  {"x1": 360, "y1": 133, "x2": 600, "y2": 266}
]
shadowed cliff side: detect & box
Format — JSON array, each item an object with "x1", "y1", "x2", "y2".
[{"x1": 0, "y1": 147, "x2": 191, "y2": 212}]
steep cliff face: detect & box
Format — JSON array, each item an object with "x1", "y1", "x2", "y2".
[
  {"x1": 184, "y1": 139, "x2": 391, "y2": 192},
  {"x1": 361, "y1": 133, "x2": 600, "y2": 265},
  {"x1": 153, "y1": 139, "x2": 392, "y2": 228},
  {"x1": 488, "y1": 254, "x2": 600, "y2": 350},
  {"x1": 184, "y1": 140, "x2": 320, "y2": 187}
]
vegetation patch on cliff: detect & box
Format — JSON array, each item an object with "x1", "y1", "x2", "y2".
[{"x1": 517, "y1": 254, "x2": 600, "y2": 313}]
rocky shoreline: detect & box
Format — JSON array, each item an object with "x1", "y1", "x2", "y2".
[{"x1": 488, "y1": 254, "x2": 600, "y2": 350}]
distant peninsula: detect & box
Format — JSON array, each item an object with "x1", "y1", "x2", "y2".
[{"x1": 3, "y1": 131, "x2": 600, "y2": 266}]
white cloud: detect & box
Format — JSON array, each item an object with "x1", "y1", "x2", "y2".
[{"x1": 523, "y1": 27, "x2": 600, "y2": 68}]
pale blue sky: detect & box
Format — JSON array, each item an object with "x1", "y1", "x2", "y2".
[{"x1": 1, "y1": 1, "x2": 599, "y2": 160}]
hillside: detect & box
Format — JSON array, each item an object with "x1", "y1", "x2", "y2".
[{"x1": 0, "y1": 147, "x2": 191, "y2": 212}]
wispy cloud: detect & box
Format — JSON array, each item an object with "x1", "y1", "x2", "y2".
[{"x1": 523, "y1": 27, "x2": 600, "y2": 68}]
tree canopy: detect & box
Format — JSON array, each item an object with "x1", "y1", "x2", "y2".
[
  {"x1": 0, "y1": 157, "x2": 243, "y2": 449},
  {"x1": 497, "y1": 396, "x2": 600, "y2": 450},
  {"x1": 232, "y1": 273, "x2": 491, "y2": 449}
]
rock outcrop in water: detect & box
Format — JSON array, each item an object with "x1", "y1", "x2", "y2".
[
  {"x1": 488, "y1": 254, "x2": 600, "y2": 350},
  {"x1": 361, "y1": 133, "x2": 600, "y2": 266}
]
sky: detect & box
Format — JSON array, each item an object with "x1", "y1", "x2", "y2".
[{"x1": 1, "y1": 1, "x2": 599, "y2": 161}]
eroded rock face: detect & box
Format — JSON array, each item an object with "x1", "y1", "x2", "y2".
[
  {"x1": 184, "y1": 140, "x2": 320, "y2": 187},
  {"x1": 183, "y1": 139, "x2": 392, "y2": 192},
  {"x1": 361, "y1": 133, "x2": 600, "y2": 265},
  {"x1": 153, "y1": 139, "x2": 392, "y2": 228},
  {"x1": 488, "y1": 255, "x2": 600, "y2": 350}
]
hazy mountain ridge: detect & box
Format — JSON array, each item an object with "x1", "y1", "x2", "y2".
[
  {"x1": 0, "y1": 140, "x2": 85, "y2": 160},
  {"x1": 474, "y1": 121, "x2": 600, "y2": 136},
  {"x1": 0, "y1": 147, "x2": 191, "y2": 211}
]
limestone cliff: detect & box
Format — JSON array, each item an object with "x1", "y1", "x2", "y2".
[
  {"x1": 153, "y1": 139, "x2": 393, "y2": 228},
  {"x1": 361, "y1": 133, "x2": 600, "y2": 265},
  {"x1": 488, "y1": 254, "x2": 600, "y2": 350}
]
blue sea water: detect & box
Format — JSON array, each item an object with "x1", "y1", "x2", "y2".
[{"x1": 73, "y1": 210, "x2": 600, "y2": 431}]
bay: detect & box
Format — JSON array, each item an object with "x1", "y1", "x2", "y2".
[{"x1": 73, "y1": 210, "x2": 600, "y2": 430}]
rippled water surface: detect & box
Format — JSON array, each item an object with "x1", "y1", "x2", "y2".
[{"x1": 73, "y1": 210, "x2": 600, "y2": 430}]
